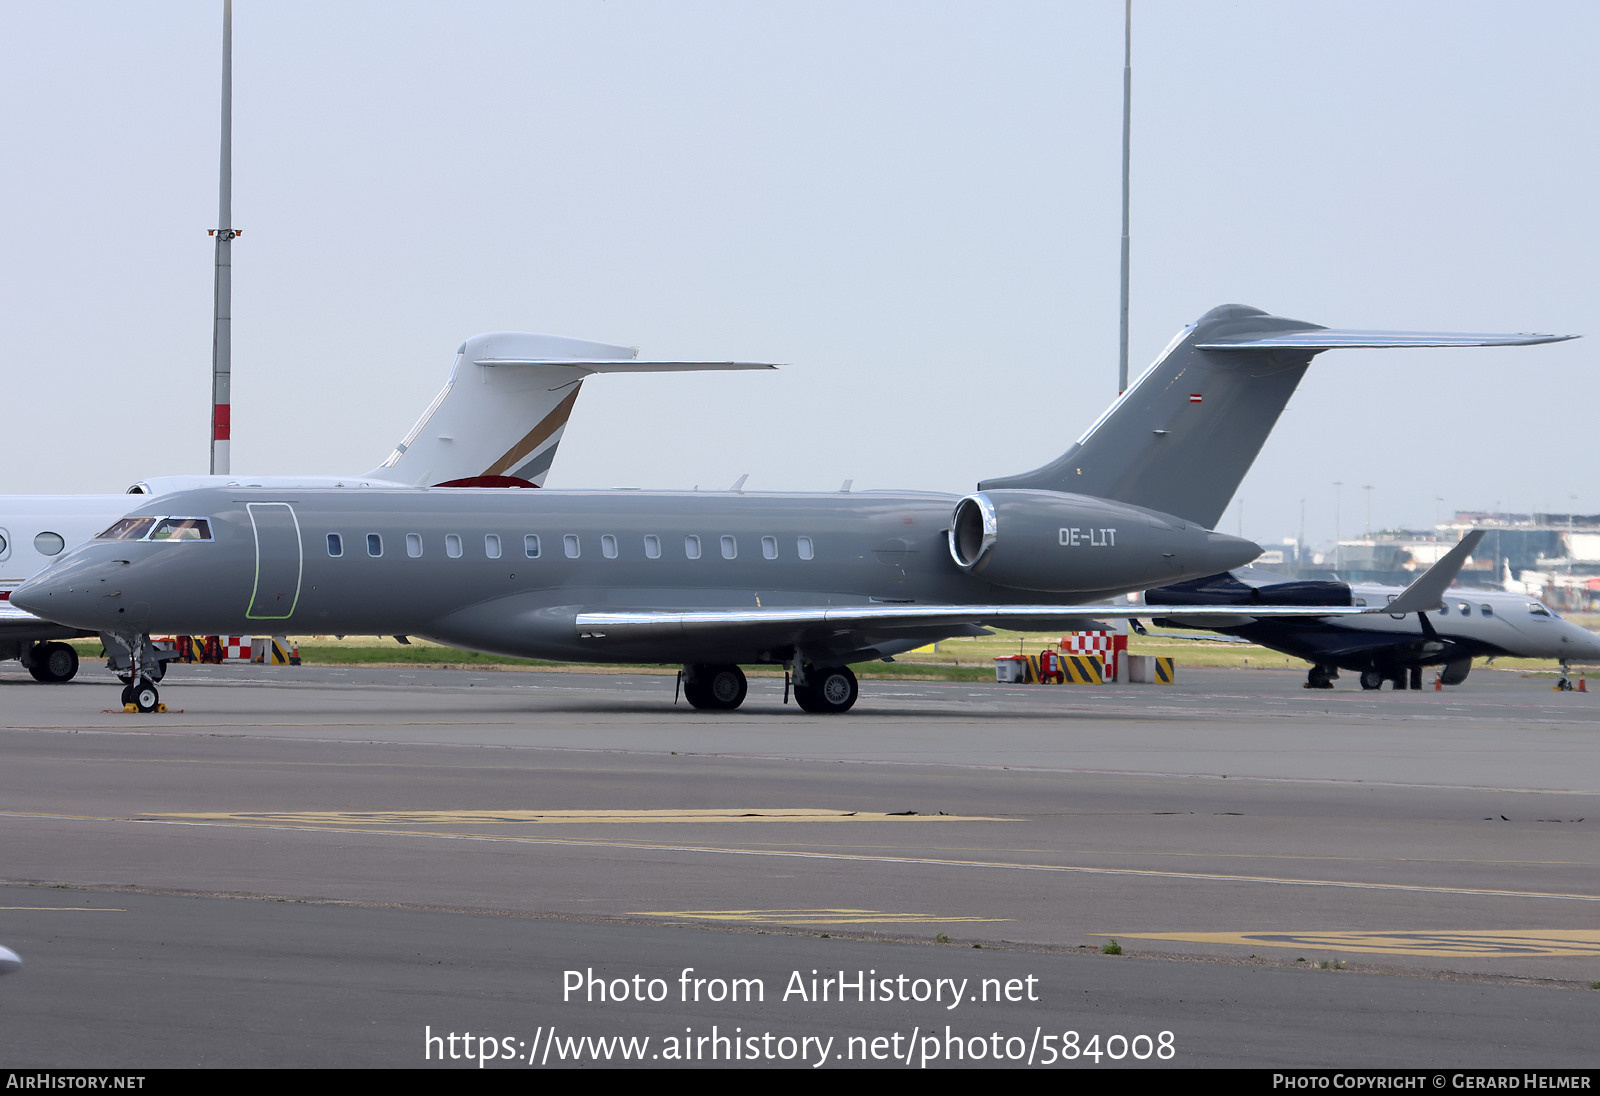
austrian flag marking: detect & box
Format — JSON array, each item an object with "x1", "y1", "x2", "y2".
[{"x1": 1189, "y1": 393, "x2": 1203, "y2": 403}]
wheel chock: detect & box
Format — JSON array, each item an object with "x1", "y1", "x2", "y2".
[{"x1": 123, "y1": 703, "x2": 138, "y2": 713}]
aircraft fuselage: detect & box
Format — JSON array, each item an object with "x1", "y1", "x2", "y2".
[{"x1": 16, "y1": 486, "x2": 1259, "y2": 666}]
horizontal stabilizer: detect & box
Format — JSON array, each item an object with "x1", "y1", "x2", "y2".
[
  {"x1": 1381, "y1": 530, "x2": 1486, "y2": 616},
  {"x1": 473, "y1": 358, "x2": 778, "y2": 372},
  {"x1": 1198, "y1": 330, "x2": 1576, "y2": 351}
]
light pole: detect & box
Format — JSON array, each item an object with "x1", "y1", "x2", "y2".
[{"x1": 1333, "y1": 481, "x2": 1342, "y2": 571}]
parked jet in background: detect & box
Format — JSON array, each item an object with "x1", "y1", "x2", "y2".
[
  {"x1": 1141, "y1": 547, "x2": 1600, "y2": 690},
  {"x1": 14, "y1": 305, "x2": 1566, "y2": 713},
  {"x1": 0, "y1": 332, "x2": 772, "y2": 682}
]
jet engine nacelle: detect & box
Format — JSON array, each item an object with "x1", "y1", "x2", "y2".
[
  {"x1": 946, "y1": 490, "x2": 1260, "y2": 593},
  {"x1": 1145, "y1": 572, "x2": 1354, "y2": 608}
]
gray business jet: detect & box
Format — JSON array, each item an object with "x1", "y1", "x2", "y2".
[
  {"x1": 13, "y1": 305, "x2": 1571, "y2": 713},
  {"x1": 0, "y1": 331, "x2": 771, "y2": 683}
]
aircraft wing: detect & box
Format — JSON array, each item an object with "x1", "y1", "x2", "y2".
[
  {"x1": 577, "y1": 534, "x2": 1485, "y2": 647},
  {"x1": 575, "y1": 601, "x2": 1393, "y2": 645}
]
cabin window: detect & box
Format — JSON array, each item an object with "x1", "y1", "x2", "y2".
[
  {"x1": 1480, "y1": 604, "x2": 1493, "y2": 617},
  {"x1": 797, "y1": 536, "x2": 814, "y2": 561},
  {"x1": 366, "y1": 534, "x2": 382, "y2": 557},
  {"x1": 601, "y1": 534, "x2": 618, "y2": 559},
  {"x1": 406, "y1": 533, "x2": 423, "y2": 558},
  {"x1": 34, "y1": 532, "x2": 65, "y2": 556},
  {"x1": 327, "y1": 533, "x2": 343, "y2": 557},
  {"x1": 485, "y1": 534, "x2": 502, "y2": 560},
  {"x1": 644, "y1": 535, "x2": 661, "y2": 560},
  {"x1": 721, "y1": 535, "x2": 737, "y2": 560},
  {"x1": 685, "y1": 535, "x2": 701, "y2": 560},
  {"x1": 1457, "y1": 602, "x2": 1471, "y2": 616},
  {"x1": 1354, "y1": 598, "x2": 1367, "y2": 607},
  {"x1": 564, "y1": 534, "x2": 580, "y2": 559},
  {"x1": 762, "y1": 535, "x2": 778, "y2": 560},
  {"x1": 1436, "y1": 604, "x2": 1448, "y2": 616},
  {"x1": 524, "y1": 534, "x2": 541, "y2": 559},
  {"x1": 446, "y1": 534, "x2": 463, "y2": 559}
]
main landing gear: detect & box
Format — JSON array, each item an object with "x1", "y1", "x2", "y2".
[
  {"x1": 681, "y1": 664, "x2": 748, "y2": 710},
  {"x1": 1304, "y1": 664, "x2": 1337, "y2": 689},
  {"x1": 22, "y1": 641, "x2": 79, "y2": 683},
  {"x1": 792, "y1": 664, "x2": 858, "y2": 714},
  {"x1": 677, "y1": 662, "x2": 861, "y2": 713},
  {"x1": 1358, "y1": 666, "x2": 1427, "y2": 691}
]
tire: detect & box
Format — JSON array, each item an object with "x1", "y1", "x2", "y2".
[
  {"x1": 26, "y1": 642, "x2": 79, "y2": 684},
  {"x1": 1359, "y1": 669, "x2": 1384, "y2": 691},
  {"x1": 1438, "y1": 658, "x2": 1471, "y2": 686},
  {"x1": 794, "y1": 665, "x2": 858, "y2": 714},
  {"x1": 683, "y1": 664, "x2": 747, "y2": 710},
  {"x1": 132, "y1": 680, "x2": 159, "y2": 713}
]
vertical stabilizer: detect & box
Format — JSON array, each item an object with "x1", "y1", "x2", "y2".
[
  {"x1": 373, "y1": 332, "x2": 777, "y2": 487},
  {"x1": 978, "y1": 305, "x2": 1573, "y2": 528}
]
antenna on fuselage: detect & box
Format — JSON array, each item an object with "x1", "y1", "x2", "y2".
[{"x1": 208, "y1": 0, "x2": 239, "y2": 474}]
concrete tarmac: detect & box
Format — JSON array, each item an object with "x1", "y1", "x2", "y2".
[{"x1": 2, "y1": 662, "x2": 1597, "y2": 1068}]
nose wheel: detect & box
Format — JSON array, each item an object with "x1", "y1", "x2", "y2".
[{"x1": 120, "y1": 679, "x2": 161, "y2": 713}]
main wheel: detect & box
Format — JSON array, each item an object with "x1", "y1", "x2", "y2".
[
  {"x1": 793, "y1": 665, "x2": 858, "y2": 714},
  {"x1": 682, "y1": 664, "x2": 747, "y2": 710},
  {"x1": 1305, "y1": 665, "x2": 1334, "y2": 689},
  {"x1": 1438, "y1": 658, "x2": 1472, "y2": 686},
  {"x1": 1359, "y1": 669, "x2": 1384, "y2": 691},
  {"x1": 26, "y1": 642, "x2": 79, "y2": 683}
]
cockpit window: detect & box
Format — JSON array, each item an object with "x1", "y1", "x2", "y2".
[
  {"x1": 1528, "y1": 602, "x2": 1553, "y2": 618},
  {"x1": 98, "y1": 517, "x2": 156, "y2": 541},
  {"x1": 95, "y1": 517, "x2": 212, "y2": 542},
  {"x1": 148, "y1": 518, "x2": 212, "y2": 541}
]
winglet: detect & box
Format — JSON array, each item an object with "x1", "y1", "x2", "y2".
[{"x1": 1379, "y1": 530, "x2": 1487, "y2": 616}]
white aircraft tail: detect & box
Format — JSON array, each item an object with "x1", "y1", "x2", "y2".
[{"x1": 372, "y1": 332, "x2": 775, "y2": 487}]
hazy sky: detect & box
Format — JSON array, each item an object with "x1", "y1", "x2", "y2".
[{"x1": 2, "y1": 1, "x2": 1593, "y2": 548}]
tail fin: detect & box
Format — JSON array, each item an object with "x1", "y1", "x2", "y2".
[
  {"x1": 978, "y1": 304, "x2": 1573, "y2": 528},
  {"x1": 372, "y1": 332, "x2": 776, "y2": 487}
]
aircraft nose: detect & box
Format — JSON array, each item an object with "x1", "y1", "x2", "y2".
[
  {"x1": 1563, "y1": 621, "x2": 1600, "y2": 661},
  {"x1": 11, "y1": 558, "x2": 125, "y2": 630}
]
